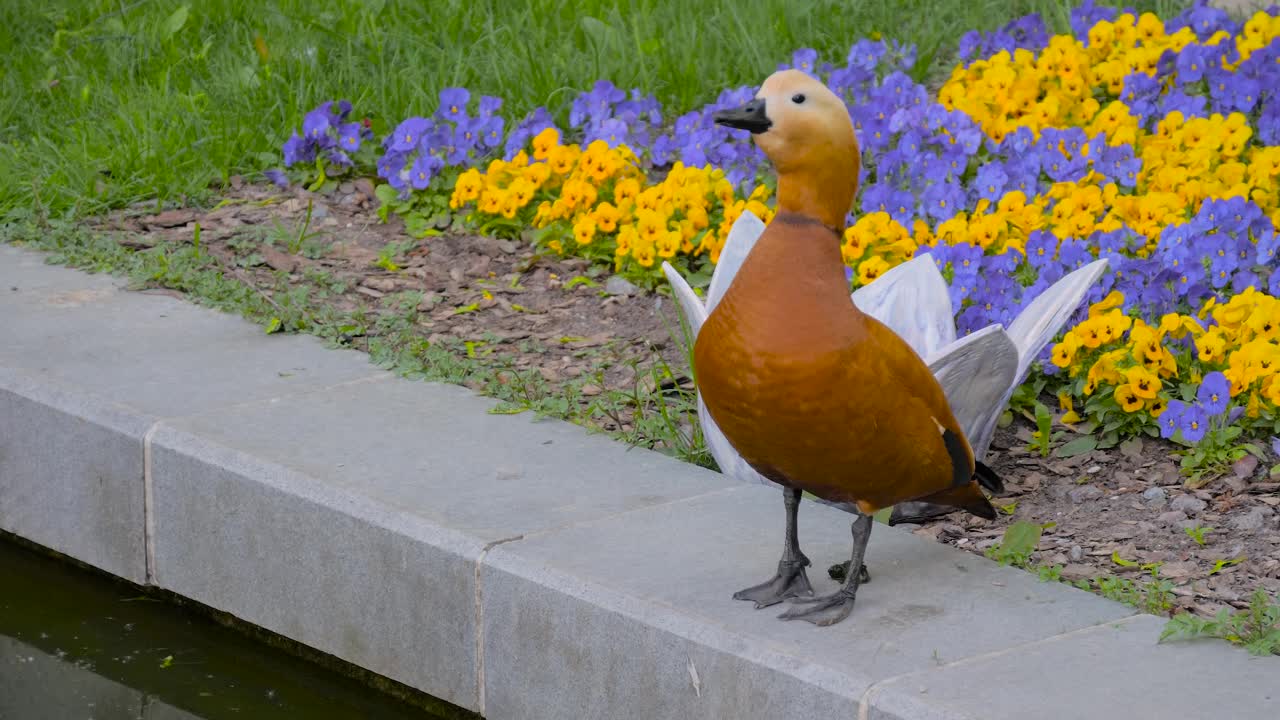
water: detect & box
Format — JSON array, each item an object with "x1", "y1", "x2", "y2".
[{"x1": 0, "y1": 538, "x2": 471, "y2": 719}]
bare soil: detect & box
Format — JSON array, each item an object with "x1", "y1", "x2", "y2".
[
  {"x1": 911, "y1": 420, "x2": 1280, "y2": 617},
  {"x1": 90, "y1": 179, "x2": 1280, "y2": 617}
]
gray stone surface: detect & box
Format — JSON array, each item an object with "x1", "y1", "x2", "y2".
[
  {"x1": 148, "y1": 425, "x2": 485, "y2": 712},
  {"x1": 1, "y1": 243, "x2": 381, "y2": 582},
  {"x1": 481, "y1": 484, "x2": 1135, "y2": 719},
  {"x1": 867, "y1": 614, "x2": 1279, "y2": 720},
  {"x1": 0, "y1": 366, "x2": 152, "y2": 583},
  {"x1": 0, "y1": 635, "x2": 145, "y2": 720},
  {"x1": 4, "y1": 243, "x2": 1275, "y2": 720},
  {"x1": 158, "y1": 374, "x2": 743, "y2": 542},
  {"x1": 481, "y1": 544, "x2": 861, "y2": 720},
  {"x1": 0, "y1": 246, "x2": 382, "y2": 420}
]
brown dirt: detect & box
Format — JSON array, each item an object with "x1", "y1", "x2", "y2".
[
  {"x1": 90, "y1": 179, "x2": 1279, "y2": 618},
  {"x1": 91, "y1": 180, "x2": 694, "y2": 423},
  {"x1": 908, "y1": 419, "x2": 1280, "y2": 617}
]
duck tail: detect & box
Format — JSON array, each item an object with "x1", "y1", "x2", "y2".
[
  {"x1": 974, "y1": 460, "x2": 1004, "y2": 494},
  {"x1": 887, "y1": 482, "x2": 996, "y2": 525}
]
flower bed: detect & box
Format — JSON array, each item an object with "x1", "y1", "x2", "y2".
[{"x1": 273, "y1": 0, "x2": 1280, "y2": 478}]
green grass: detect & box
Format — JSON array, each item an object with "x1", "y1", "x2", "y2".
[{"x1": 1, "y1": 0, "x2": 1188, "y2": 222}]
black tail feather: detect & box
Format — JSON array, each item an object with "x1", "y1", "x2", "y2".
[{"x1": 974, "y1": 460, "x2": 1004, "y2": 494}]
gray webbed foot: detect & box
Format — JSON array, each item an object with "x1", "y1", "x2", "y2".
[
  {"x1": 780, "y1": 511, "x2": 874, "y2": 627},
  {"x1": 733, "y1": 557, "x2": 814, "y2": 608},
  {"x1": 777, "y1": 585, "x2": 860, "y2": 626}
]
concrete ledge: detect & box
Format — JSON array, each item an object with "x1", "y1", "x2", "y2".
[
  {"x1": 2, "y1": 243, "x2": 1276, "y2": 719},
  {"x1": 149, "y1": 424, "x2": 484, "y2": 708},
  {"x1": 0, "y1": 366, "x2": 152, "y2": 583}
]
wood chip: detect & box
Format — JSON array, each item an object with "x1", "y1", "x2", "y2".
[
  {"x1": 260, "y1": 246, "x2": 299, "y2": 273},
  {"x1": 141, "y1": 209, "x2": 197, "y2": 228}
]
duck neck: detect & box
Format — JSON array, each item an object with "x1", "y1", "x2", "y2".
[{"x1": 774, "y1": 163, "x2": 857, "y2": 234}]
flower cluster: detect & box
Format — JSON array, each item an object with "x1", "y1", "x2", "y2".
[
  {"x1": 448, "y1": 127, "x2": 773, "y2": 285},
  {"x1": 275, "y1": 100, "x2": 376, "y2": 187},
  {"x1": 273, "y1": 1, "x2": 1280, "y2": 446},
  {"x1": 378, "y1": 88, "x2": 507, "y2": 194},
  {"x1": 1050, "y1": 287, "x2": 1280, "y2": 436}
]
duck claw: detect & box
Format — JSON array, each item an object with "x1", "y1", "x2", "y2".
[
  {"x1": 733, "y1": 559, "x2": 814, "y2": 609},
  {"x1": 828, "y1": 561, "x2": 872, "y2": 584},
  {"x1": 778, "y1": 587, "x2": 859, "y2": 626}
]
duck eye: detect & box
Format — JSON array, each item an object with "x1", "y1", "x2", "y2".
[{"x1": 791, "y1": 93, "x2": 806, "y2": 104}]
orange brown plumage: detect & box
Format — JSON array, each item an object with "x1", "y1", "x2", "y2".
[{"x1": 696, "y1": 69, "x2": 998, "y2": 626}]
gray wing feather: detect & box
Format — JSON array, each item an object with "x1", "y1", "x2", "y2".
[
  {"x1": 1006, "y1": 259, "x2": 1111, "y2": 385},
  {"x1": 661, "y1": 260, "x2": 775, "y2": 489},
  {"x1": 705, "y1": 210, "x2": 767, "y2": 314},
  {"x1": 851, "y1": 253, "x2": 956, "y2": 358},
  {"x1": 925, "y1": 326, "x2": 1020, "y2": 463}
]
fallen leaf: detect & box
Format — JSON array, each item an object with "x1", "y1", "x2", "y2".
[
  {"x1": 1119, "y1": 437, "x2": 1144, "y2": 459},
  {"x1": 142, "y1": 209, "x2": 197, "y2": 228},
  {"x1": 1158, "y1": 561, "x2": 1198, "y2": 580},
  {"x1": 1233, "y1": 454, "x2": 1259, "y2": 479},
  {"x1": 260, "y1": 245, "x2": 298, "y2": 273}
]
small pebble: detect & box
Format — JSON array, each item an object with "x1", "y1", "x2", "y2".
[
  {"x1": 1141, "y1": 486, "x2": 1168, "y2": 509},
  {"x1": 604, "y1": 275, "x2": 640, "y2": 296},
  {"x1": 1231, "y1": 507, "x2": 1267, "y2": 533},
  {"x1": 1068, "y1": 485, "x2": 1103, "y2": 504},
  {"x1": 1069, "y1": 544, "x2": 1084, "y2": 562},
  {"x1": 1157, "y1": 510, "x2": 1188, "y2": 527},
  {"x1": 1170, "y1": 495, "x2": 1207, "y2": 515}
]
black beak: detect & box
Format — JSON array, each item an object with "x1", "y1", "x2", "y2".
[{"x1": 713, "y1": 99, "x2": 771, "y2": 134}]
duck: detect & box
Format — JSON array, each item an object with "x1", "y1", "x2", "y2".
[
  {"x1": 667, "y1": 69, "x2": 1108, "y2": 627},
  {"x1": 666, "y1": 214, "x2": 1108, "y2": 530}
]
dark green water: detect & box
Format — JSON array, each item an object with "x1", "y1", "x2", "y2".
[{"x1": 0, "y1": 538, "x2": 468, "y2": 720}]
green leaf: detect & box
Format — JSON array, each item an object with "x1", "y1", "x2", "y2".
[
  {"x1": 1034, "y1": 401, "x2": 1052, "y2": 435},
  {"x1": 1210, "y1": 556, "x2": 1245, "y2": 574},
  {"x1": 564, "y1": 275, "x2": 599, "y2": 289},
  {"x1": 1159, "y1": 613, "x2": 1207, "y2": 644},
  {"x1": 264, "y1": 316, "x2": 282, "y2": 334},
  {"x1": 404, "y1": 213, "x2": 434, "y2": 238},
  {"x1": 161, "y1": 5, "x2": 190, "y2": 40},
  {"x1": 579, "y1": 16, "x2": 614, "y2": 48},
  {"x1": 1054, "y1": 436, "x2": 1097, "y2": 458},
  {"x1": 374, "y1": 183, "x2": 400, "y2": 222},
  {"x1": 997, "y1": 521, "x2": 1043, "y2": 560},
  {"x1": 1111, "y1": 550, "x2": 1138, "y2": 567}
]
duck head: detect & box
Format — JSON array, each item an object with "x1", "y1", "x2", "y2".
[{"x1": 713, "y1": 69, "x2": 860, "y2": 231}]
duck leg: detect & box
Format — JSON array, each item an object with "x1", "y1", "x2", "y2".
[
  {"x1": 778, "y1": 511, "x2": 873, "y2": 626},
  {"x1": 733, "y1": 486, "x2": 815, "y2": 608}
]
